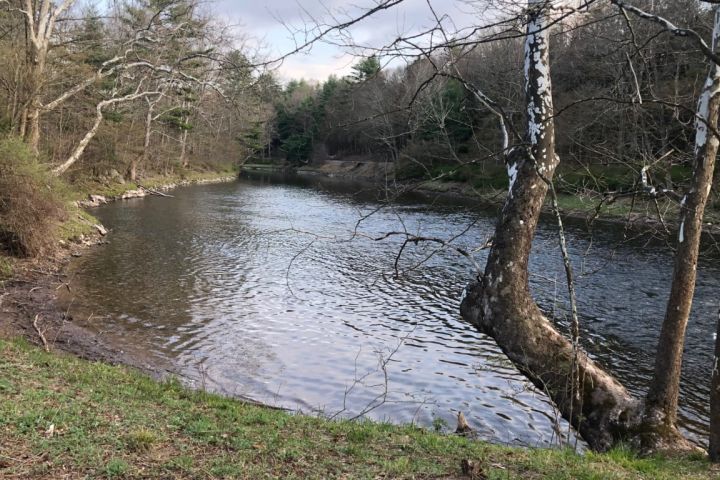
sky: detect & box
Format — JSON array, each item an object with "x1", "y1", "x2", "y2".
[{"x1": 211, "y1": 0, "x2": 481, "y2": 83}]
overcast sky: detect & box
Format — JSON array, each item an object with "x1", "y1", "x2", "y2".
[{"x1": 211, "y1": 0, "x2": 481, "y2": 83}]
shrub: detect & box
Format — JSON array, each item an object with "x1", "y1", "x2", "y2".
[{"x1": 0, "y1": 137, "x2": 67, "y2": 257}]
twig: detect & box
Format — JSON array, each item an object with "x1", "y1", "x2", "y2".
[
  {"x1": 32, "y1": 314, "x2": 50, "y2": 353},
  {"x1": 536, "y1": 165, "x2": 583, "y2": 446}
]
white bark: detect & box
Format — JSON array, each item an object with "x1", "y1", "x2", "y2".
[{"x1": 53, "y1": 91, "x2": 160, "y2": 176}]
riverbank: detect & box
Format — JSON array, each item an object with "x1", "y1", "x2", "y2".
[
  {"x1": 243, "y1": 161, "x2": 720, "y2": 236},
  {"x1": 72, "y1": 170, "x2": 238, "y2": 207},
  {"x1": 0, "y1": 169, "x2": 240, "y2": 366},
  {"x1": 1, "y1": 338, "x2": 716, "y2": 479},
  {"x1": 2, "y1": 171, "x2": 718, "y2": 478}
]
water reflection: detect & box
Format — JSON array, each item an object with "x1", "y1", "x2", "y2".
[{"x1": 64, "y1": 175, "x2": 720, "y2": 447}]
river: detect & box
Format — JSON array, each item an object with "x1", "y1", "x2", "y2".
[{"x1": 63, "y1": 174, "x2": 720, "y2": 447}]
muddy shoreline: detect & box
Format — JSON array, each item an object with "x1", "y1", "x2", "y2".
[{"x1": 0, "y1": 175, "x2": 239, "y2": 380}]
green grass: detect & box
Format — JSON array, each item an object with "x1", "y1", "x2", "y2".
[
  {"x1": 400, "y1": 159, "x2": 720, "y2": 224},
  {"x1": 0, "y1": 339, "x2": 716, "y2": 479},
  {"x1": 0, "y1": 255, "x2": 12, "y2": 281},
  {"x1": 70, "y1": 166, "x2": 238, "y2": 203},
  {"x1": 57, "y1": 205, "x2": 99, "y2": 242}
]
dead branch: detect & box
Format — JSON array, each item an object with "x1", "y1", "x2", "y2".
[
  {"x1": 138, "y1": 185, "x2": 174, "y2": 197},
  {"x1": 32, "y1": 314, "x2": 50, "y2": 353}
]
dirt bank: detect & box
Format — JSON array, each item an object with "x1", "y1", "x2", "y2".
[
  {"x1": 0, "y1": 249, "x2": 143, "y2": 367},
  {"x1": 0, "y1": 174, "x2": 239, "y2": 376}
]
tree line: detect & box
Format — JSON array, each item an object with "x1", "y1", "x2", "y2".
[
  {"x1": 269, "y1": 0, "x2": 715, "y2": 200},
  {"x1": 0, "y1": 0, "x2": 275, "y2": 180}
]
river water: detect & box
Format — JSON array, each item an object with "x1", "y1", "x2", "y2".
[{"x1": 64, "y1": 174, "x2": 720, "y2": 447}]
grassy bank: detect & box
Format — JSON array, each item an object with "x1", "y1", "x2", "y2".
[
  {"x1": 294, "y1": 157, "x2": 720, "y2": 228},
  {"x1": 0, "y1": 339, "x2": 716, "y2": 479},
  {"x1": 69, "y1": 166, "x2": 239, "y2": 202},
  {"x1": 413, "y1": 176, "x2": 720, "y2": 226},
  {"x1": 0, "y1": 158, "x2": 238, "y2": 281}
]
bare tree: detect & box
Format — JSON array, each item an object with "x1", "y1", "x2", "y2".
[
  {"x1": 0, "y1": 0, "x2": 75, "y2": 152},
  {"x1": 606, "y1": 0, "x2": 720, "y2": 452}
]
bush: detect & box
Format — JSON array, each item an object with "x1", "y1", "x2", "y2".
[{"x1": 0, "y1": 137, "x2": 67, "y2": 257}]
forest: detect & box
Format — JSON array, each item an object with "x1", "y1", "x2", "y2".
[
  {"x1": 2, "y1": 0, "x2": 720, "y2": 478},
  {"x1": 269, "y1": 1, "x2": 712, "y2": 197}
]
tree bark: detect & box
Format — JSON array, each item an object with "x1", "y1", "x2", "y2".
[
  {"x1": 461, "y1": 0, "x2": 641, "y2": 451},
  {"x1": 24, "y1": 51, "x2": 45, "y2": 155},
  {"x1": 711, "y1": 308, "x2": 720, "y2": 461},
  {"x1": 180, "y1": 127, "x2": 189, "y2": 168},
  {"x1": 18, "y1": 0, "x2": 75, "y2": 154},
  {"x1": 25, "y1": 102, "x2": 41, "y2": 154},
  {"x1": 644, "y1": 6, "x2": 720, "y2": 448},
  {"x1": 53, "y1": 91, "x2": 159, "y2": 176},
  {"x1": 128, "y1": 98, "x2": 156, "y2": 181}
]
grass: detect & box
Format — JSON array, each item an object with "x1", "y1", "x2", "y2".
[
  {"x1": 0, "y1": 339, "x2": 717, "y2": 479},
  {"x1": 70, "y1": 165, "x2": 238, "y2": 202},
  {"x1": 57, "y1": 206, "x2": 100, "y2": 243},
  {"x1": 397, "y1": 158, "x2": 720, "y2": 225},
  {"x1": 0, "y1": 255, "x2": 12, "y2": 281}
]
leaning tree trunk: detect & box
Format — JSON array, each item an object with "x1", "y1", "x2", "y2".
[
  {"x1": 654, "y1": 6, "x2": 720, "y2": 460},
  {"x1": 53, "y1": 91, "x2": 159, "y2": 176},
  {"x1": 645, "y1": 21, "x2": 720, "y2": 443},
  {"x1": 461, "y1": 0, "x2": 641, "y2": 451}
]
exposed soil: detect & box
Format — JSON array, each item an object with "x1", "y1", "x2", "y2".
[
  {"x1": 0, "y1": 243, "x2": 143, "y2": 368},
  {"x1": 0, "y1": 175, "x2": 239, "y2": 377}
]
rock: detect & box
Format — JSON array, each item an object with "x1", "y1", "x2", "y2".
[
  {"x1": 78, "y1": 194, "x2": 109, "y2": 208},
  {"x1": 460, "y1": 459, "x2": 485, "y2": 479},
  {"x1": 121, "y1": 189, "x2": 147, "y2": 200},
  {"x1": 94, "y1": 224, "x2": 108, "y2": 236}
]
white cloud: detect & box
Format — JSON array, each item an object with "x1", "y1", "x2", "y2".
[
  {"x1": 213, "y1": 0, "x2": 481, "y2": 81},
  {"x1": 275, "y1": 51, "x2": 356, "y2": 82}
]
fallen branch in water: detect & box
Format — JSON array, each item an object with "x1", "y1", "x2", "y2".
[
  {"x1": 138, "y1": 185, "x2": 174, "y2": 198},
  {"x1": 32, "y1": 314, "x2": 50, "y2": 353}
]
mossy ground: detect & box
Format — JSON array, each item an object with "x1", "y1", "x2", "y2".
[
  {"x1": 0, "y1": 339, "x2": 717, "y2": 479},
  {"x1": 57, "y1": 207, "x2": 100, "y2": 243},
  {"x1": 69, "y1": 165, "x2": 238, "y2": 202},
  {"x1": 0, "y1": 255, "x2": 13, "y2": 281}
]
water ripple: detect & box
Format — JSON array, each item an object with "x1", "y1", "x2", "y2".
[{"x1": 64, "y1": 176, "x2": 720, "y2": 447}]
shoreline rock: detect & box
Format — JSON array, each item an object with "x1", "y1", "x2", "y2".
[{"x1": 76, "y1": 175, "x2": 236, "y2": 208}]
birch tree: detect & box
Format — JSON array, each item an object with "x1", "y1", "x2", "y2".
[
  {"x1": 459, "y1": 0, "x2": 646, "y2": 452},
  {"x1": 602, "y1": 0, "x2": 720, "y2": 453}
]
